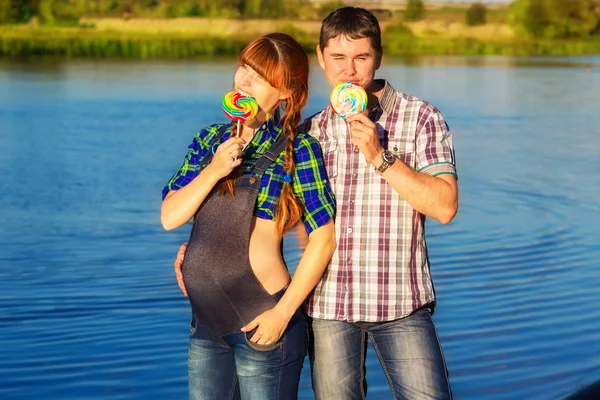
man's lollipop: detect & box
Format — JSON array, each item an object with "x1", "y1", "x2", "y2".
[
  {"x1": 222, "y1": 91, "x2": 259, "y2": 137},
  {"x1": 330, "y1": 81, "x2": 368, "y2": 119}
]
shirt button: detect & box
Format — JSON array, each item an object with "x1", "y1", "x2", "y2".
[
  {"x1": 349, "y1": 200, "x2": 355, "y2": 205},
  {"x1": 347, "y1": 228, "x2": 353, "y2": 233},
  {"x1": 352, "y1": 173, "x2": 357, "y2": 178},
  {"x1": 353, "y1": 147, "x2": 359, "y2": 153},
  {"x1": 346, "y1": 258, "x2": 352, "y2": 265}
]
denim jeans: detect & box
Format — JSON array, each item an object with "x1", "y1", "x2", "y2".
[
  {"x1": 308, "y1": 307, "x2": 452, "y2": 400},
  {"x1": 188, "y1": 311, "x2": 307, "y2": 400}
]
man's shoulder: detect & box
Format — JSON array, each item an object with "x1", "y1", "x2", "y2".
[
  {"x1": 294, "y1": 129, "x2": 320, "y2": 150},
  {"x1": 398, "y1": 92, "x2": 441, "y2": 116},
  {"x1": 298, "y1": 108, "x2": 329, "y2": 133},
  {"x1": 380, "y1": 80, "x2": 441, "y2": 115}
]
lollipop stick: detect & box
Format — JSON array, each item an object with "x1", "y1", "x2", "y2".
[{"x1": 233, "y1": 119, "x2": 240, "y2": 161}]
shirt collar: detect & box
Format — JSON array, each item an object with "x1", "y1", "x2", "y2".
[
  {"x1": 249, "y1": 108, "x2": 283, "y2": 145},
  {"x1": 375, "y1": 79, "x2": 397, "y2": 116}
]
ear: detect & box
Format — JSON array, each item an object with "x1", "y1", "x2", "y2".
[
  {"x1": 316, "y1": 45, "x2": 325, "y2": 70},
  {"x1": 375, "y1": 47, "x2": 383, "y2": 70}
]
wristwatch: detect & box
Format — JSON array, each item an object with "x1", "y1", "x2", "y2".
[{"x1": 375, "y1": 150, "x2": 396, "y2": 175}]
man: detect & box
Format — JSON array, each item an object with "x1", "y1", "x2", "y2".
[{"x1": 174, "y1": 7, "x2": 457, "y2": 399}]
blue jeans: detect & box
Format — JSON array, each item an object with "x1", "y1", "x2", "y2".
[
  {"x1": 308, "y1": 307, "x2": 452, "y2": 400},
  {"x1": 188, "y1": 311, "x2": 307, "y2": 400}
]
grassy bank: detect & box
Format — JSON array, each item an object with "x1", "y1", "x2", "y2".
[
  {"x1": 0, "y1": 27, "x2": 251, "y2": 58},
  {"x1": 2, "y1": 19, "x2": 600, "y2": 58}
]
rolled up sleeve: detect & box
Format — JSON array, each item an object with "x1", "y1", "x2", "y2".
[
  {"x1": 292, "y1": 135, "x2": 336, "y2": 236},
  {"x1": 161, "y1": 126, "x2": 216, "y2": 200},
  {"x1": 415, "y1": 106, "x2": 457, "y2": 180}
]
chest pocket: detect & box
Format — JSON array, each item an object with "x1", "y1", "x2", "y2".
[
  {"x1": 319, "y1": 140, "x2": 338, "y2": 179},
  {"x1": 388, "y1": 139, "x2": 416, "y2": 169}
]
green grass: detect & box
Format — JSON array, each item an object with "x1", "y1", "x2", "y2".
[
  {"x1": 384, "y1": 35, "x2": 600, "y2": 56},
  {"x1": 2, "y1": 24, "x2": 600, "y2": 58}
]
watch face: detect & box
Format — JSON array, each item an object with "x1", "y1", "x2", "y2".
[{"x1": 383, "y1": 150, "x2": 395, "y2": 163}]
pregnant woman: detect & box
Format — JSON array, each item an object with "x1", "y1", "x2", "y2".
[{"x1": 160, "y1": 32, "x2": 336, "y2": 400}]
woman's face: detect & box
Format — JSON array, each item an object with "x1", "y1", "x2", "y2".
[{"x1": 234, "y1": 64, "x2": 287, "y2": 116}]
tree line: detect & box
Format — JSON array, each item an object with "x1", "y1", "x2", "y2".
[
  {"x1": 1, "y1": 0, "x2": 600, "y2": 40},
  {"x1": 0, "y1": 0, "x2": 348, "y2": 23},
  {"x1": 509, "y1": 0, "x2": 600, "y2": 39}
]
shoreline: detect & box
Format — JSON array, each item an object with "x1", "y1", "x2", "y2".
[{"x1": 1, "y1": 18, "x2": 600, "y2": 58}]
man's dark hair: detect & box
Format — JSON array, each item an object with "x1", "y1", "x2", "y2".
[{"x1": 319, "y1": 7, "x2": 382, "y2": 56}]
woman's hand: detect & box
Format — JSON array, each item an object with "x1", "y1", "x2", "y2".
[
  {"x1": 206, "y1": 137, "x2": 246, "y2": 179},
  {"x1": 240, "y1": 306, "x2": 293, "y2": 345}
]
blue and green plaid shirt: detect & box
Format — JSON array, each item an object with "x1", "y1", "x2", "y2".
[{"x1": 162, "y1": 115, "x2": 335, "y2": 235}]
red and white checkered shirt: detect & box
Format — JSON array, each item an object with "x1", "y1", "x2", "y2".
[{"x1": 300, "y1": 80, "x2": 457, "y2": 322}]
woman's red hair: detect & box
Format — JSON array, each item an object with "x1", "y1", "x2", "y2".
[{"x1": 216, "y1": 33, "x2": 309, "y2": 236}]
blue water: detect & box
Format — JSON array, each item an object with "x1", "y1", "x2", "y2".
[{"x1": 1, "y1": 56, "x2": 599, "y2": 399}]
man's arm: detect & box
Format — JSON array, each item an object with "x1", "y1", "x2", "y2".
[
  {"x1": 346, "y1": 112, "x2": 458, "y2": 224},
  {"x1": 375, "y1": 161, "x2": 457, "y2": 224}
]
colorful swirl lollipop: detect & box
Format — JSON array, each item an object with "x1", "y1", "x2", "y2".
[
  {"x1": 330, "y1": 82, "x2": 368, "y2": 119},
  {"x1": 222, "y1": 91, "x2": 259, "y2": 123}
]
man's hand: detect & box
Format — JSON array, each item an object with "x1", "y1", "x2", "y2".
[
  {"x1": 345, "y1": 112, "x2": 383, "y2": 166},
  {"x1": 174, "y1": 242, "x2": 188, "y2": 297}
]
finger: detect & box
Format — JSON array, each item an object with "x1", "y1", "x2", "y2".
[
  {"x1": 346, "y1": 112, "x2": 372, "y2": 126},
  {"x1": 174, "y1": 267, "x2": 188, "y2": 296},
  {"x1": 181, "y1": 286, "x2": 188, "y2": 297},
  {"x1": 350, "y1": 130, "x2": 369, "y2": 143},
  {"x1": 216, "y1": 138, "x2": 244, "y2": 155},
  {"x1": 230, "y1": 148, "x2": 243, "y2": 159},
  {"x1": 350, "y1": 121, "x2": 373, "y2": 135},
  {"x1": 241, "y1": 318, "x2": 259, "y2": 332},
  {"x1": 224, "y1": 137, "x2": 247, "y2": 149},
  {"x1": 257, "y1": 336, "x2": 271, "y2": 345},
  {"x1": 231, "y1": 158, "x2": 243, "y2": 168},
  {"x1": 180, "y1": 242, "x2": 188, "y2": 251},
  {"x1": 177, "y1": 277, "x2": 188, "y2": 296}
]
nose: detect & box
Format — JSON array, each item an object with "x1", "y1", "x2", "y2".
[
  {"x1": 238, "y1": 70, "x2": 251, "y2": 88},
  {"x1": 345, "y1": 59, "x2": 357, "y2": 76}
]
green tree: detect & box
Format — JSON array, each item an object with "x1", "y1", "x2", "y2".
[
  {"x1": 0, "y1": 1, "x2": 18, "y2": 23},
  {"x1": 317, "y1": 1, "x2": 345, "y2": 19},
  {"x1": 509, "y1": 0, "x2": 598, "y2": 39},
  {"x1": 0, "y1": 0, "x2": 37, "y2": 23},
  {"x1": 466, "y1": 2, "x2": 487, "y2": 26},
  {"x1": 404, "y1": 0, "x2": 424, "y2": 22},
  {"x1": 588, "y1": 0, "x2": 600, "y2": 34}
]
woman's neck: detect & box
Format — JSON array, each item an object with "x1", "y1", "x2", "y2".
[{"x1": 240, "y1": 109, "x2": 272, "y2": 138}]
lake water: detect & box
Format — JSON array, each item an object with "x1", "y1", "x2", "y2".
[{"x1": 1, "y1": 55, "x2": 599, "y2": 399}]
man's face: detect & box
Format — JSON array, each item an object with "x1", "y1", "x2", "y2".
[{"x1": 317, "y1": 35, "x2": 382, "y2": 90}]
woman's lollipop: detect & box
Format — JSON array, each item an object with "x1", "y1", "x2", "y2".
[
  {"x1": 330, "y1": 81, "x2": 368, "y2": 119},
  {"x1": 222, "y1": 91, "x2": 259, "y2": 137}
]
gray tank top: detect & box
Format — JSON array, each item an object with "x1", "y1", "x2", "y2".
[{"x1": 181, "y1": 125, "x2": 289, "y2": 338}]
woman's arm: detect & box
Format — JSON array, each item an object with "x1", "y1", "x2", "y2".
[
  {"x1": 240, "y1": 220, "x2": 336, "y2": 344},
  {"x1": 273, "y1": 219, "x2": 336, "y2": 317},
  {"x1": 240, "y1": 133, "x2": 336, "y2": 344},
  {"x1": 161, "y1": 136, "x2": 246, "y2": 230}
]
